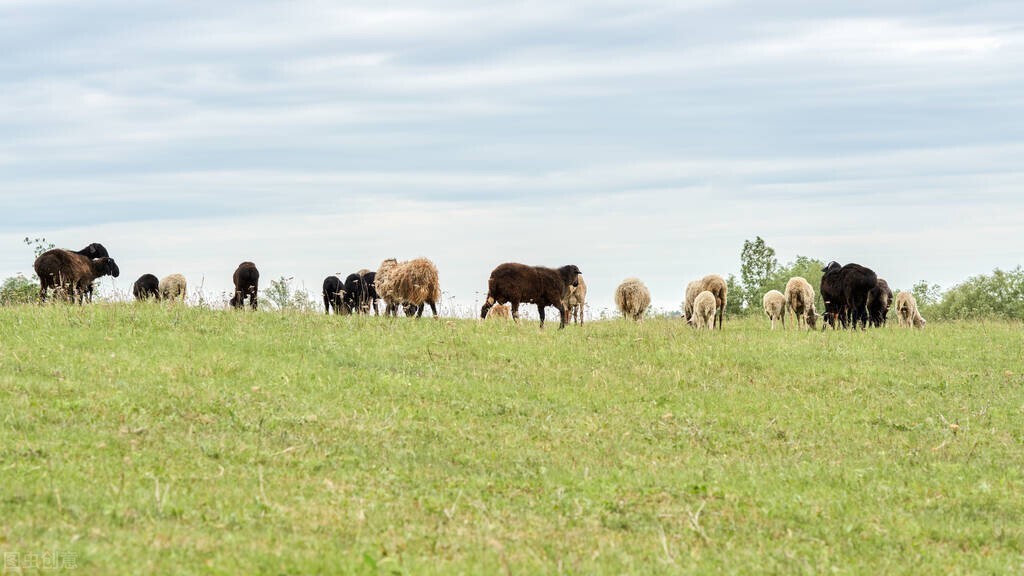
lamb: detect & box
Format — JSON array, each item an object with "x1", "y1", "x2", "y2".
[
  {"x1": 374, "y1": 257, "x2": 441, "y2": 318},
  {"x1": 867, "y1": 278, "x2": 894, "y2": 327},
  {"x1": 33, "y1": 249, "x2": 120, "y2": 303},
  {"x1": 159, "y1": 274, "x2": 187, "y2": 302},
  {"x1": 683, "y1": 275, "x2": 727, "y2": 329},
  {"x1": 133, "y1": 274, "x2": 160, "y2": 300},
  {"x1": 564, "y1": 274, "x2": 587, "y2": 325},
  {"x1": 614, "y1": 277, "x2": 650, "y2": 321},
  {"x1": 358, "y1": 269, "x2": 380, "y2": 315},
  {"x1": 485, "y1": 303, "x2": 512, "y2": 320},
  {"x1": 689, "y1": 290, "x2": 717, "y2": 330},
  {"x1": 322, "y1": 275, "x2": 345, "y2": 314},
  {"x1": 894, "y1": 291, "x2": 926, "y2": 328},
  {"x1": 763, "y1": 289, "x2": 787, "y2": 330},
  {"x1": 229, "y1": 262, "x2": 260, "y2": 310},
  {"x1": 784, "y1": 277, "x2": 818, "y2": 330},
  {"x1": 72, "y1": 243, "x2": 109, "y2": 302},
  {"x1": 342, "y1": 269, "x2": 380, "y2": 315},
  {"x1": 479, "y1": 262, "x2": 582, "y2": 329}
]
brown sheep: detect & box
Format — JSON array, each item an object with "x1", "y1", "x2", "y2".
[
  {"x1": 485, "y1": 303, "x2": 512, "y2": 320},
  {"x1": 159, "y1": 274, "x2": 187, "y2": 302},
  {"x1": 479, "y1": 263, "x2": 582, "y2": 329},
  {"x1": 33, "y1": 249, "x2": 120, "y2": 303},
  {"x1": 615, "y1": 277, "x2": 650, "y2": 321},
  {"x1": 894, "y1": 291, "x2": 926, "y2": 328},
  {"x1": 564, "y1": 274, "x2": 587, "y2": 325},
  {"x1": 229, "y1": 262, "x2": 259, "y2": 309},
  {"x1": 374, "y1": 257, "x2": 441, "y2": 318},
  {"x1": 784, "y1": 276, "x2": 818, "y2": 330},
  {"x1": 683, "y1": 275, "x2": 727, "y2": 329},
  {"x1": 689, "y1": 290, "x2": 717, "y2": 330},
  {"x1": 763, "y1": 289, "x2": 787, "y2": 330}
]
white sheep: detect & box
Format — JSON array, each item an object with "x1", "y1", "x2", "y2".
[
  {"x1": 614, "y1": 277, "x2": 650, "y2": 321},
  {"x1": 683, "y1": 275, "x2": 727, "y2": 329},
  {"x1": 784, "y1": 276, "x2": 818, "y2": 330},
  {"x1": 689, "y1": 290, "x2": 717, "y2": 330},
  {"x1": 159, "y1": 274, "x2": 187, "y2": 302},
  {"x1": 485, "y1": 302, "x2": 512, "y2": 320},
  {"x1": 564, "y1": 274, "x2": 587, "y2": 325},
  {"x1": 894, "y1": 291, "x2": 926, "y2": 328},
  {"x1": 763, "y1": 290, "x2": 787, "y2": 330}
]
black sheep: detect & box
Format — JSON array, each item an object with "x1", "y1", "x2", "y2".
[
  {"x1": 33, "y1": 249, "x2": 120, "y2": 303},
  {"x1": 322, "y1": 275, "x2": 345, "y2": 315},
  {"x1": 479, "y1": 262, "x2": 581, "y2": 329},
  {"x1": 820, "y1": 261, "x2": 878, "y2": 330},
  {"x1": 133, "y1": 274, "x2": 161, "y2": 300},
  {"x1": 867, "y1": 278, "x2": 893, "y2": 327},
  {"x1": 229, "y1": 262, "x2": 260, "y2": 310}
]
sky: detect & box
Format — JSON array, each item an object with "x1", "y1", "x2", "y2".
[{"x1": 2, "y1": 0, "x2": 1022, "y2": 315}]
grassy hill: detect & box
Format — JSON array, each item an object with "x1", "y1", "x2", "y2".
[{"x1": 1, "y1": 304, "x2": 1021, "y2": 574}]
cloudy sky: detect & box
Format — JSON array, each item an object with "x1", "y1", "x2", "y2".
[{"x1": 2, "y1": 0, "x2": 1021, "y2": 314}]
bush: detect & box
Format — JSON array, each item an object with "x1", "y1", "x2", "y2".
[
  {"x1": 1, "y1": 275, "x2": 38, "y2": 305},
  {"x1": 929, "y1": 267, "x2": 1024, "y2": 321}
]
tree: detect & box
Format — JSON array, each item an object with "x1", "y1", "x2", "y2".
[
  {"x1": 911, "y1": 280, "x2": 942, "y2": 307},
  {"x1": 724, "y1": 273, "x2": 745, "y2": 317},
  {"x1": 930, "y1": 267, "x2": 1024, "y2": 320},
  {"x1": 739, "y1": 236, "x2": 779, "y2": 309}
]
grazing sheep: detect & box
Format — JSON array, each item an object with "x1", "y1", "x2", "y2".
[
  {"x1": 689, "y1": 290, "x2": 717, "y2": 330},
  {"x1": 867, "y1": 278, "x2": 894, "y2": 327},
  {"x1": 820, "y1": 261, "x2": 877, "y2": 330},
  {"x1": 683, "y1": 275, "x2": 727, "y2": 329},
  {"x1": 342, "y1": 269, "x2": 380, "y2": 315},
  {"x1": 133, "y1": 274, "x2": 160, "y2": 300},
  {"x1": 374, "y1": 257, "x2": 442, "y2": 318},
  {"x1": 479, "y1": 262, "x2": 582, "y2": 329},
  {"x1": 614, "y1": 277, "x2": 650, "y2": 321},
  {"x1": 33, "y1": 249, "x2": 120, "y2": 303},
  {"x1": 159, "y1": 274, "x2": 187, "y2": 302},
  {"x1": 229, "y1": 262, "x2": 260, "y2": 310},
  {"x1": 358, "y1": 269, "x2": 380, "y2": 315},
  {"x1": 784, "y1": 276, "x2": 818, "y2": 330},
  {"x1": 485, "y1": 303, "x2": 512, "y2": 320},
  {"x1": 564, "y1": 274, "x2": 587, "y2": 325},
  {"x1": 894, "y1": 291, "x2": 926, "y2": 328},
  {"x1": 322, "y1": 275, "x2": 345, "y2": 314},
  {"x1": 763, "y1": 290, "x2": 787, "y2": 330}
]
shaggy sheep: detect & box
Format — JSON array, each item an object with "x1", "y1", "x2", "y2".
[
  {"x1": 564, "y1": 274, "x2": 587, "y2": 325},
  {"x1": 374, "y1": 257, "x2": 441, "y2": 318},
  {"x1": 894, "y1": 291, "x2": 926, "y2": 328},
  {"x1": 322, "y1": 275, "x2": 345, "y2": 314},
  {"x1": 867, "y1": 278, "x2": 894, "y2": 327},
  {"x1": 479, "y1": 263, "x2": 581, "y2": 329},
  {"x1": 615, "y1": 277, "x2": 650, "y2": 321},
  {"x1": 763, "y1": 290, "x2": 787, "y2": 330},
  {"x1": 485, "y1": 302, "x2": 512, "y2": 320},
  {"x1": 683, "y1": 275, "x2": 727, "y2": 329},
  {"x1": 33, "y1": 249, "x2": 120, "y2": 303},
  {"x1": 682, "y1": 280, "x2": 701, "y2": 321},
  {"x1": 159, "y1": 274, "x2": 187, "y2": 302},
  {"x1": 784, "y1": 276, "x2": 818, "y2": 330},
  {"x1": 820, "y1": 262, "x2": 877, "y2": 330},
  {"x1": 133, "y1": 274, "x2": 160, "y2": 301},
  {"x1": 229, "y1": 262, "x2": 260, "y2": 310},
  {"x1": 72, "y1": 243, "x2": 109, "y2": 302},
  {"x1": 689, "y1": 290, "x2": 717, "y2": 330}
]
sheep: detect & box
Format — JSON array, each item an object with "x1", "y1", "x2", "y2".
[
  {"x1": 342, "y1": 269, "x2": 380, "y2": 315},
  {"x1": 72, "y1": 243, "x2": 109, "y2": 302},
  {"x1": 133, "y1": 274, "x2": 160, "y2": 300},
  {"x1": 763, "y1": 289, "x2": 787, "y2": 330},
  {"x1": 485, "y1": 302, "x2": 512, "y2": 320},
  {"x1": 358, "y1": 269, "x2": 380, "y2": 315},
  {"x1": 564, "y1": 274, "x2": 587, "y2": 325},
  {"x1": 229, "y1": 262, "x2": 260, "y2": 309},
  {"x1": 689, "y1": 290, "x2": 717, "y2": 330},
  {"x1": 820, "y1": 261, "x2": 877, "y2": 330},
  {"x1": 894, "y1": 291, "x2": 926, "y2": 328},
  {"x1": 159, "y1": 274, "x2": 187, "y2": 302},
  {"x1": 784, "y1": 276, "x2": 818, "y2": 330},
  {"x1": 322, "y1": 275, "x2": 345, "y2": 314},
  {"x1": 33, "y1": 249, "x2": 120, "y2": 303},
  {"x1": 374, "y1": 257, "x2": 441, "y2": 318},
  {"x1": 867, "y1": 278, "x2": 894, "y2": 327},
  {"x1": 615, "y1": 277, "x2": 650, "y2": 321},
  {"x1": 683, "y1": 275, "x2": 727, "y2": 329},
  {"x1": 479, "y1": 262, "x2": 582, "y2": 329}
]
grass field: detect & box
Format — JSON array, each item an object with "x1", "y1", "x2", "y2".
[{"x1": 1, "y1": 304, "x2": 1022, "y2": 574}]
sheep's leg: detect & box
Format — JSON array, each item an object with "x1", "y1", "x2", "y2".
[
  {"x1": 557, "y1": 304, "x2": 568, "y2": 329},
  {"x1": 415, "y1": 303, "x2": 425, "y2": 318},
  {"x1": 510, "y1": 301, "x2": 520, "y2": 323},
  {"x1": 537, "y1": 305, "x2": 546, "y2": 328},
  {"x1": 428, "y1": 300, "x2": 438, "y2": 318}
]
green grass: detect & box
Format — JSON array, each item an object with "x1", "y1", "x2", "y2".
[{"x1": 1, "y1": 304, "x2": 1022, "y2": 574}]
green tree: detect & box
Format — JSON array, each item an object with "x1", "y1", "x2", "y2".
[
  {"x1": 724, "y1": 273, "x2": 745, "y2": 317},
  {"x1": 0, "y1": 275, "x2": 38, "y2": 305},
  {"x1": 930, "y1": 267, "x2": 1024, "y2": 320},
  {"x1": 739, "y1": 236, "x2": 779, "y2": 309},
  {"x1": 911, "y1": 280, "x2": 942, "y2": 307}
]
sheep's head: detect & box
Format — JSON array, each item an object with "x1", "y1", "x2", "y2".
[
  {"x1": 806, "y1": 310, "x2": 818, "y2": 329},
  {"x1": 101, "y1": 257, "x2": 120, "y2": 278},
  {"x1": 80, "y1": 243, "x2": 109, "y2": 259},
  {"x1": 403, "y1": 303, "x2": 419, "y2": 316},
  {"x1": 821, "y1": 261, "x2": 841, "y2": 274},
  {"x1": 560, "y1": 264, "x2": 582, "y2": 286}
]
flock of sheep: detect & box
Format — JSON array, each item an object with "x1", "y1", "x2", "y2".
[{"x1": 30, "y1": 242, "x2": 926, "y2": 330}]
